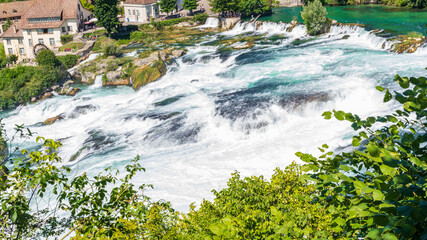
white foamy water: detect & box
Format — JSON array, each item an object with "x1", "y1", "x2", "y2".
[
  {"x1": 198, "y1": 17, "x2": 220, "y2": 28},
  {"x1": 1, "y1": 22, "x2": 426, "y2": 212}
]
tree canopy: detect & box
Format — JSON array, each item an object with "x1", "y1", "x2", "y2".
[
  {"x1": 160, "y1": 0, "x2": 177, "y2": 15},
  {"x1": 301, "y1": 0, "x2": 328, "y2": 35},
  {"x1": 94, "y1": 0, "x2": 121, "y2": 35},
  {"x1": 183, "y1": 0, "x2": 198, "y2": 12}
]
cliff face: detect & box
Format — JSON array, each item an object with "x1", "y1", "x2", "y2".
[{"x1": 278, "y1": 0, "x2": 304, "y2": 7}]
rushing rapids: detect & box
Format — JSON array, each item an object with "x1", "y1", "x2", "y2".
[{"x1": 1, "y1": 21, "x2": 426, "y2": 210}]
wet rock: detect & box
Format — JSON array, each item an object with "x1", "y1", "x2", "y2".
[
  {"x1": 31, "y1": 97, "x2": 38, "y2": 102},
  {"x1": 67, "y1": 88, "x2": 80, "y2": 96},
  {"x1": 171, "y1": 49, "x2": 186, "y2": 58},
  {"x1": 81, "y1": 72, "x2": 96, "y2": 84},
  {"x1": 342, "y1": 35, "x2": 350, "y2": 40},
  {"x1": 132, "y1": 61, "x2": 167, "y2": 90},
  {"x1": 154, "y1": 96, "x2": 182, "y2": 107},
  {"x1": 43, "y1": 114, "x2": 64, "y2": 125},
  {"x1": 331, "y1": 19, "x2": 338, "y2": 25},
  {"x1": 52, "y1": 85, "x2": 60, "y2": 91},
  {"x1": 68, "y1": 104, "x2": 98, "y2": 119},
  {"x1": 233, "y1": 41, "x2": 255, "y2": 50},
  {"x1": 40, "y1": 92, "x2": 53, "y2": 101},
  {"x1": 279, "y1": 92, "x2": 330, "y2": 110}
]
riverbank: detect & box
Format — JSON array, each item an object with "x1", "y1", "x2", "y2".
[{"x1": 259, "y1": 5, "x2": 427, "y2": 35}]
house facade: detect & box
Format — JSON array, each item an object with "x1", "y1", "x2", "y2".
[
  {"x1": 0, "y1": 0, "x2": 92, "y2": 60},
  {"x1": 124, "y1": 0, "x2": 159, "y2": 23}
]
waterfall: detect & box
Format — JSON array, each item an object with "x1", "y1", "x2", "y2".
[
  {"x1": 91, "y1": 75, "x2": 103, "y2": 88},
  {"x1": 198, "y1": 17, "x2": 219, "y2": 28}
]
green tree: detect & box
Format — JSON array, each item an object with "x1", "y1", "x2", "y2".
[
  {"x1": 301, "y1": 0, "x2": 328, "y2": 35},
  {"x1": 94, "y1": 0, "x2": 121, "y2": 36},
  {"x1": 2, "y1": 18, "x2": 12, "y2": 32},
  {"x1": 239, "y1": 0, "x2": 278, "y2": 18},
  {"x1": 160, "y1": 0, "x2": 177, "y2": 15},
  {"x1": 7, "y1": 54, "x2": 18, "y2": 64},
  {"x1": 36, "y1": 49, "x2": 60, "y2": 67},
  {"x1": 408, "y1": 0, "x2": 426, "y2": 8},
  {"x1": 183, "y1": 0, "x2": 198, "y2": 14},
  {"x1": 209, "y1": 0, "x2": 241, "y2": 13}
]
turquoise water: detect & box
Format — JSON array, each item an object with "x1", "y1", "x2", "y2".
[{"x1": 258, "y1": 5, "x2": 427, "y2": 35}]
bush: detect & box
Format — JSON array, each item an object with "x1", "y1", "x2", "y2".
[
  {"x1": 193, "y1": 13, "x2": 209, "y2": 24},
  {"x1": 102, "y1": 42, "x2": 122, "y2": 57},
  {"x1": 36, "y1": 49, "x2": 60, "y2": 67},
  {"x1": 301, "y1": 0, "x2": 328, "y2": 35},
  {"x1": 58, "y1": 55, "x2": 80, "y2": 69},
  {"x1": 60, "y1": 34, "x2": 73, "y2": 45}
]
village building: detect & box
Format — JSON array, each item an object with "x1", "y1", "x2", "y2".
[
  {"x1": 0, "y1": 0, "x2": 92, "y2": 60},
  {"x1": 124, "y1": 0, "x2": 159, "y2": 23},
  {"x1": 0, "y1": 1, "x2": 33, "y2": 34}
]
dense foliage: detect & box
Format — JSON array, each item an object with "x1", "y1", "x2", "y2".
[
  {"x1": 0, "y1": 70, "x2": 425, "y2": 239},
  {"x1": 58, "y1": 55, "x2": 80, "y2": 69},
  {"x1": 160, "y1": 0, "x2": 177, "y2": 15},
  {"x1": 183, "y1": 0, "x2": 198, "y2": 12},
  {"x1": 301, "y1": 0, "x2": 328, "y2": 35},
  {"x1": 80, "y1": 0, "x2": 94, "y2": 11},
  {"x1": 0, "y1": 66, "x2": 66, "y2": 110},
  {"x1": 310, "y1": 0, "x2": 427, "y2": 8},
  {"x1": 193, "y1": 13, "x2": 209, "y2": 24},
  {"x1": 208, "y1": 0, "x2": 278, "y2": 17},
  {"x1": 60, "y1": 34, "x2": 74, "y2": 45},
  {"x1": 2, "y1": 18, "x2": 12, "y2": 32},
  {"x1": 102, "y1": 41, "x2": 123, "y2": 57},
  {"x1": 94, "y1": 0, "x2": 121, "y2": 35},
  {"x1": 36, "y1": 49, "x2": 61, "y2": 67}
]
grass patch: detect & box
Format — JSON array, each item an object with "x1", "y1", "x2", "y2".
[{"x1": 59, "y1": 42, "x2": 84, "y2": 52}]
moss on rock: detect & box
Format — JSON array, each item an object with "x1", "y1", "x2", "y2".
[{"x1": 132, "y1": 61, "x2": 167, "y2": 90}]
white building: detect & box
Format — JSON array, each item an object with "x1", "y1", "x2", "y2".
[
  {"x1": 124, "y1": 0, "x2": 159, "y2": 23},
  {"x1": 1, "y1": 0, "x2": 92, "y2": 60}
]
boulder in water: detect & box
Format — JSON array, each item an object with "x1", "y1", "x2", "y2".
[
  {"x1": 132, "y1": 60, "x2": 167, "y2": 90},
  {"x1": 43, "y1": 114, "x2": 64, "y2": 125},
  {"x1": 172, "y1": 49, "x2": 186, "y2": 58},
  {"x1": 40, "y1": 92, "x2": 54, "y2": 101}
]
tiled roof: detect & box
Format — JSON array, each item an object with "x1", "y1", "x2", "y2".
[
  {"x1": 1, "y1": 22, "x2": 23, "y2": 38},
  {"x1": 20, "y1": 0, "x2": 80, "y2": 29},
  {"x1": 0, "y1": 1, "x2": 33, "y2": 19},
  {"x1": 124, "y1": 0, "x2": 158, "y2": 5}
]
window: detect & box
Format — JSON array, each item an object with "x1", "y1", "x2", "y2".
[
  {"x1": 133, "y1": 9, "x2": 135, "y2": 15},
  {"x1": 3, "y1": 11, "x2": 6, "y2": 14},
  {"x1": 48, "y1": 28, "x2": 53, "y2": 34},
  {"x1": 19, "y1": 48, "x2": 24, "y2": 55},
  {"x1": 37, "y1": 29, "x2": 42, "y2": 34},
  {"x1": 38, "y1": 38, "x2": 44, "y2": 44},
  {"x1": 62, "y1": 26, "x2": 66, "y2": 33},
  {"x1": 18, "y1": 38, "x2": 23, "y2": 44},
  {"x1": 13, "y1": 9, "x2": 17, "y2": 13},
  {"x1": 29, "y1": 39, "x2": 32, "y2": 46},
  {"x1": 128, "y1": 9, "x2": 131, "y2": 15},
  {"x1": 68, "y1": 26, "x2": 72, "y2": 31},
  {"x1": 8, "y1": 48, "x2": 12, "y2": 54},
  {"x1": 49, "y1": 38, "x2": 54, "y2": 46},
  {"x1": 27, "y1": 29, "x2": 31, "y2": 34},
  {"x1": 6, "y1": 39, "x2": 11, "y2": 45},
  {"x1": 137, "y1": 10, "x2": 139, "y2": 16}
]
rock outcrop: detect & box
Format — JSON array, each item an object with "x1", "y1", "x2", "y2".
[
  {"x1": 43, "y1": 115, "x2": 64, "y2": 125},
  {"x1": 132, "y1": 61, "x2": 167, "y2": 90}
]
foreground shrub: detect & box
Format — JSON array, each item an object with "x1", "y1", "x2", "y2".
[
  {"x1": 102, "y1": 42, "x2": 122, "y2": 57},
  {"x1": 58, "y1": 55, "x2": 80, "y2": 69},
  {"x1": 36, "y1": 49, "x2": 60, "y2": 67},
  {"x1": 301, "y1": 0, "x2": 328, "y2": 35},
  {"x1": 60, "y1": 34, "x2": 73, "y2": 45},
  {"x1": 193, "y1": 13, "x2": 209, "y2": 24}
]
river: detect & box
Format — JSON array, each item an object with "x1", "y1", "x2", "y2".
[{"x1": 1, "y1": 7, "x2": 426, "y2": 211}]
